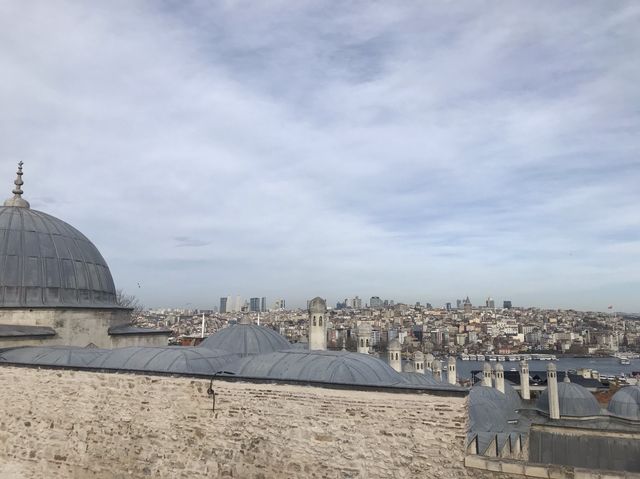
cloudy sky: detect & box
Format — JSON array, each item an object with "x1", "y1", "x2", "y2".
[{"x1": 1, "y1": 1, "x2": 639, "y2": 311}]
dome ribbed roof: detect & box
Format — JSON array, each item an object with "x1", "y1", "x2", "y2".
[
  {"x1": 199, "y1": 323, "x2": 292, "y2": 356},
  {"x1": 0, "y1": 346, "x2": 239, "y2": 376},
  {"x1": 608, "y1": 386, "x2": 640, "y2": 420},
  {"x1": 225, "y1": 349, "x2": 405, "y2": 387},
  {"x1": 536, "y1": 382, "x2": 601, "y2": 417},
  {"x1": 0, "y1": 206, "x2": 117, "y2": 308}
]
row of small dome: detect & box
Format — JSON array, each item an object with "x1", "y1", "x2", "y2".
[
  {"x1": 0, "y1": 321, "x2": 454, "y2": 390},
  {"x1": 537, "y1": 380, "x2": 640, "y2": 422},
  {"x1": 469, "y1": 373, "x2": 640, "y2": 425}
]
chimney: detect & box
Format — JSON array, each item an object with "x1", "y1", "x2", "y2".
[
  {"x1": 433, "y1": 360, "x2": 443, "y2": 382},
  {"x1": 447, "y1": 356, "x2": 457, "y2": 385},
  {"x1": 482, "y1": 362, "x2": 492, "y2": 387},
  {"x1": 495, "y1": 363, "x2": 505, "y2": 393},
  {"x1": 519, "y1": 360, "x2": 530, "y2": 400},
  {"x1": 547, "y1": 363, "x2": 560, "y2": 420}
]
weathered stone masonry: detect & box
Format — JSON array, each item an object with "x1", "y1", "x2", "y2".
[{"x1": 0, "y1": 366, "x2": 515, "y2": 479}]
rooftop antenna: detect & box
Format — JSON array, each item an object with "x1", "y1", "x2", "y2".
[{"x1": 4, "y1": 161, "x2": 30, "y2": 208}]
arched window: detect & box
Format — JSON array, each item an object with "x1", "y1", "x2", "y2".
[
  {"x1": 395, "y1": 353, "x2": 399, "y2": 360},
  {"x1": 319, "y1": 316, "x2": 323, "y2": 326},
  {"x1": 313, "y1": 316, "x2": 316, "y2": 326},
  {"x1": 360, "y1": 338, "x2": 364, "y2": 347},
  {"x1": 366, "y1": 339, "x2": 369, "y2": 346}
]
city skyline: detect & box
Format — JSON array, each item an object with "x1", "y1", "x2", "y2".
[{"x1": 1, "y1": 2, "x2": 639, "y2": 312}]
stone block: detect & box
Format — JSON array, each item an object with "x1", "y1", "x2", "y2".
[{"x1": 524, "y1": 464, "x2": 550, "y2": 478}]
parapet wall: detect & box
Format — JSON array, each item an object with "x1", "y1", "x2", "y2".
[{"x1": 0, "y1": 366, "x2": 517, "y2": 479}]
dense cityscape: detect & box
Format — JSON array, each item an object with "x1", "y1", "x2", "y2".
[{"x1": 139, "y1": 295, "x2": 640, "y2": 357}]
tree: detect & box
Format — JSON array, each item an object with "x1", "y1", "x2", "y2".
[{"x1": 116, "y1": 289, "x2": 145, "y2": 320}]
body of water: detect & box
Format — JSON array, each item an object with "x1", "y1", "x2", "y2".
[{"x1": 455, "y1": 358, "x2": 640, "y2": 381}]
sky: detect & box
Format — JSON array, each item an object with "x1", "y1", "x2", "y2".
[{"x1": 1, "y1": 1, "x2": 639, "y2": 312}]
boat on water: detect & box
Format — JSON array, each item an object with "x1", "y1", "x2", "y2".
[
  {"x1": 508, "y1": 355, "x2": 518, "y2": 361},
  {"x1": 460, "y1": 353, "x2": 470, "y2": 361},
  {"x1": 476, "y1": 354, "x2": 485, "y2": 361},
  {"x1": 488, "y1": 356, "x2": 497, "y2": 361},
  {"x1": 620, "y1": 357, "x2": 631, "y2": 365}
]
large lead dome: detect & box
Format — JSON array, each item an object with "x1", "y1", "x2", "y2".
[{"x1": 0, "y1": 163, "x2": 117, "y2": 308}]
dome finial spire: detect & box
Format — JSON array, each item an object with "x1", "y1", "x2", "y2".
[{"x1": 4, "y1": 161, "x2": 30, "y2": 208}]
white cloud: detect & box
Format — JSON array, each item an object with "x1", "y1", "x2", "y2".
[{"x1": 1, "y1": 1, "x2": 639, "y2": 310}]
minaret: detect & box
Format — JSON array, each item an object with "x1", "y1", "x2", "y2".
[
  {"x1": 495, "y1": 363, "x2": 505, "y2": 393},
  {"x1": 447, "y1": 356, "x2": 457, "y2": 385},
  {"x1": 425, "y1": 353, "x2": 435, "y2": 372},
  {"x1": 356, "y1": 322, "x2": 372, "y2": 354},
  {"x1": 413, "y1": 351, "x2": 425, "y2": 374},
  {"x1": 388, "y1": 339, "x2": 402, "y2": 372},
  {"x1": 547, "y1": 363, "x2": 560, "y2": 420},
  {"x1": 4, "y1": 161, "x2": 30, "y2": 208},
  {"x1": 433, "y1": 359, "x2": 443, "y2": 382},
  {"x1": 520, "y1": 360, "x2": 530, "y2": 400},
  {"x1": 308, "y1": 297, "x2": 327, "y2": 350},
  {"x1": 482, "y1": 362, "x2": 492, "y2": 387}
]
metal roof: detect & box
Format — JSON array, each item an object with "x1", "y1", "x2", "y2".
[
  {"x1": 0, "y1": 346, "x2": 107, "y2": 367},
  {"x1": 199, "y1": 323, "x2": 292, "y2": 356},
  {"x1": 0, "y1": 345, "x2": 239, "y2": 375},
  {"x1": 0, "y1": 324, "x2": 56, "y2": 337},
  {"x1": 536, "y1": 382, "x2": 602, "y2": 417},
  {"x1": 223, "y1": 350, "x2": 408, "y2": 387},
  {"x1": 0, "y1": 206, "x2": 117, "y2": 308},
  {"x1": 89, "y1": 346, "x2": 240, "y2": 375},
  {"x1": 607, "y1": 386, "x2": 640, "y2": 420},
  {"x1": 400, "y1": 371, "x2": 441, "y2": 387}
]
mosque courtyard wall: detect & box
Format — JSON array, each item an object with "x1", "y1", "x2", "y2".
[{"x1": 0, "y1": 365, "x2": 517, "y2": 479}]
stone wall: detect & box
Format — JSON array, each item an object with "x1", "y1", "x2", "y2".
[
  {"x1": 0, "y1": 308, "x2": 168, "y2": 348},
  {"x1": 0, "y1": 366, "x2": 518, "y2": 479}
]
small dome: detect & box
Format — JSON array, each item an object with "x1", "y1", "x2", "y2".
[
  {"x1": 0, "y1": 345, "x2": 239, "y2": 376},
  {"x1": 470, "y1": 385, "x2": 519, "y2": 418},
  {"x1": 388, "y1": 339, "x2": 401, "y2": 351},
  {"x1": 200, "y1": 323, "x2": 292, "y2": 356},
  {"x1": 503, "y1": 381, "x2": 522, "y2": 411},
  {"x1": 608, "y1": 386, "x2": 640, "y2": 420},
  {"x1": 414, "y1": 351, "x2": 424, "y2": 360},
  {"x1": 469, "y1": 397, "x2": 511, "y2": 433},
  {"x1": 226, "y1": 350, "x2": 405, "y2": 387},
  {"x1": 92, "y1": 346, "x2": 239, "y2": 375},
  {"x1": 308, "y1": 296, "x2": 327, "y2": 313},
  {"x1": 537, "y1": 382, "x2": 601, "y2": 417}
]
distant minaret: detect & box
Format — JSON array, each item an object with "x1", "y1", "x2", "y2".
[
  {"x1": 413, "y1": 351, "x2": 425, "y2": 374},
  {"x1": 425, "y1": 353, "x2": 435, "y2": 372},
  {"x1": 495, "y1": 363, "x2": 505, "y2": 393},
  {"x1": 357, "y1": 323, "x2": 372, "y2": 354},
  {"x1": 447, "y1": 356, "x2": 457, "y2": 385},
  {"x1": 520, "y1": 360, "x2": 530, "y2": 400},
  {"x1": 388, "y1": 339, "x2": 402, "y2": 372},
  {"x1": 433, "y1": 359, "x2": 443, "y2": 382},
  {"x1": 308, "y1": 297, "x2": 327, "y2": 350},
  {"x1": 547, "y1": 363, "x2": 560, "y2": 420},
  {"x1": 482, "y1": 362, "x2": 492, "y2": 387}
]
